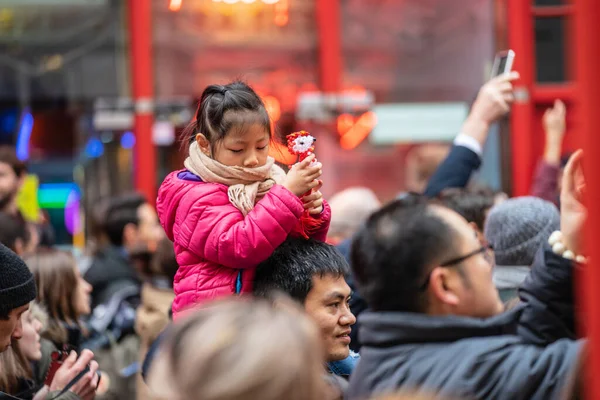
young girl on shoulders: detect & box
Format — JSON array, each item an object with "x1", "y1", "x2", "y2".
[{"x1": 157, "y1": 81, "x2": 331, "y2": 318}]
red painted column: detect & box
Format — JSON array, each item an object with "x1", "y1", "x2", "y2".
[
  {"x1": 128, "y1": 0, "x2": 156, "y2": 205},
  {"x1": 315, "y1": 0, "x2": 342, "y2": 200},
  {"x1": 316, "y1": 0, "x2": 342, "y2": 93},
  {"x1": 574, "y1": 0, "x2": 600, "y2": 397},
  {"x1": 507, "y1": 0, "x2": 535, "y2": 196}
]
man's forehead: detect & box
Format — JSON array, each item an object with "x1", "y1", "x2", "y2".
[{"x1": 310, "y1": 274, "x2": 351, "y2": 297}]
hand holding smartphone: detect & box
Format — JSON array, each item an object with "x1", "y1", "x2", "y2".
[{"x1": 491, "y1": 50, "x2": 515, "y2": 78}]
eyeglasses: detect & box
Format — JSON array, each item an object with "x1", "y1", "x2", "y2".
[{"x1": 418, "y1": 244, "x2": 494, "y2": 292}]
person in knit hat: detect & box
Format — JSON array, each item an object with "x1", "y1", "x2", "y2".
[
  {"x1": 0, "y1": 243, "x2": 104, "y2": 399},
  {"x1": 0, "y1": 242, "x2": 37, "y2": 352},
  {"x1": 484, "y1": 196, "x2": 560, "y2": 302}
]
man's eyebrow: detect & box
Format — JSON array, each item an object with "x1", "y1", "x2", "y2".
[{"x1": 323, "y1": 291, "x2": 349, "y2": 301}]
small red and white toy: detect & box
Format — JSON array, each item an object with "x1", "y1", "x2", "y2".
[
  {"x1": 286, "y1": 130, "x2": 321, "y2": 239},
  {"x1": 286, "y1": 130, "x2": 317, "y2": 167}
]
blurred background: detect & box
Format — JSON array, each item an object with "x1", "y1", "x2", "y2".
[{"x1": 0, "y1": 0, "x2": 572, "y2": 247}]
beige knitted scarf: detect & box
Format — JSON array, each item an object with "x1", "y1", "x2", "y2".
[{"x1": 184, "y1": 141, "x2": 286, "y2": 216}]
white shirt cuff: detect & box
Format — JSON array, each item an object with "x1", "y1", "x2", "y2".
[{"x1": 453, "y1": 133, "x2": 483, "y2": 158}]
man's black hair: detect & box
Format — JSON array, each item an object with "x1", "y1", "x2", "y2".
[
  {"x1": 436, "y1": 186, "x2": 495, "y2": 231},
  {"x1": 102, "y1": 193, "x2": 147, "y2": 247},
  {"x1": 254, "y1": 237, "x2": 349, "y2": 304},
  {"x1": 0, "y1": 212, "x2": 30, "y2": 253},
  {"x1": 350, "y1": 201, "x2": 458, "y2": 313}
]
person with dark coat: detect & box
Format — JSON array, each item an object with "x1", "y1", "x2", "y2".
[
  {"x1": 84, "y1": 193, "x2": 161, "y2": 309},
  {"x1": 0, "y1": 244, "x2": 99, "y2": 400},
  {"x1": 423, "y1": 72, "x2": 519, "y2": 198},
  {"x1": 134, "y1": 238, "x2": 177, "y2": 400},
  {"x1": 347, "y1": 152, "x2": 586, "y2": 400},
  {"x1": 342, "y1": 73, "x2": 518, "y2": 354}
]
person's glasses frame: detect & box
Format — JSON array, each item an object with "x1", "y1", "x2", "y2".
[{"x1": 418, "y1": 244, "x2": 494, "y2": 292}]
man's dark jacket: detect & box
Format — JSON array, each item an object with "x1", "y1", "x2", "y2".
[
  {"x1": 84, "y1": 246, "x2": 141, "y2": 309},
  {"x1": 424, "y1": 145, "x2": 481, "y2": 197},
  {"x1": 347, "y1": 245, "x2": 583, "y2": 400}
]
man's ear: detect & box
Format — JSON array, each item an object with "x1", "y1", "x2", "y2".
[
  {"x1": 429, "y1": 267, "x2": 461, "y2": 307},
  {"x1": 13, "y1": 238, "x2": 24, "y2": 256},
  {"x1": 195, "y1": 134, "x2": 211, "y2": 156}
]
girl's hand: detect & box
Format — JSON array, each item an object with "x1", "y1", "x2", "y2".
[
  {"x1": 302, "y1": 181, "x2": 324, "y2": 215},
  {"x1": 283, "y1": 154, "x2": 322, "y2": 196}
]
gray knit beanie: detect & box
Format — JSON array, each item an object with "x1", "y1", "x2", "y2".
[{"x1": 484, "y1": 196, "x2": 560, "y2": 267}]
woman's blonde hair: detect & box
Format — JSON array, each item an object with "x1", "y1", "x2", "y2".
[
  {"x1": 0, "y1": 339, "x2": 31, "y2": 393},
  {"x1": 148, "y1": 296, "x2": 327, "y2": 400},
  {"x1": 29, "y1": 301, "x2": 49, "y2": 332},
  {"x1": 0, "y1": 302, "x2": 46, "y2": 394},
  {"x1": 24, "y1": 248, "x2": 81, "y2": 344}
]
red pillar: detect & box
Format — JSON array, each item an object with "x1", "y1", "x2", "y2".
[
  {"x1": 316, "y1": 0, "x2": 342, "y2": 93},
  {"x1": 128, "y1": 0, "x2": 156, "y2": 205},
  {"x1": 574, "y1": 0, "x2": 600, "y2": 397},
  {"x1": 507, "y1": 0, "x2": 535, "y2": 196}
]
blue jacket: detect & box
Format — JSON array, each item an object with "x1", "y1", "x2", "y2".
[
  {"x1": 327, "y1": 351, "x2": 360, "y2": 377},
  {"x1": 347, "y1": 245, "x2": 583, "y2": 400}
]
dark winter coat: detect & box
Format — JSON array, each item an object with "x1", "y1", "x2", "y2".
[{"x1": 347, "y1": 244, "x2": 584, "y2": 400}]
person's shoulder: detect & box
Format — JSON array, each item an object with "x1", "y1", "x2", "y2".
[{"x1": 161, "y1": 170, "x2": 223, "y2": 193}]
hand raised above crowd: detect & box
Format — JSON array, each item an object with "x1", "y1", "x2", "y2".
[
  {"x1": 461, "y1": 71, "x2": 520, "y2": 148},
  {"x1": 560, "y1": 149, "x2": 586, "y2": 256},
  {"x1": 543, "y1": 99, "x2": 567, "y2": 165},
  {"x1": 471, "y1": 71, "x2": 520, "y2": 124}
]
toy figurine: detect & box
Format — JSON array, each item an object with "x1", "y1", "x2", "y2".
[
  {"x1": 286, "y1": 130, "x2": 321, "y2": 239},
  {"x1": 286, "y1": 130, "x2": 317, "y2": 167}
]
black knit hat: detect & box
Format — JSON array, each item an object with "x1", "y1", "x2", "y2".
[{"x1": 0, "y1": 243, "x2": 37, "y2": 317}]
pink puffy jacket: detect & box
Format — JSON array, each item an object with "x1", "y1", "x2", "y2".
[{"x1": 157, "y1": 170, "x2": 331, "y2": 319}]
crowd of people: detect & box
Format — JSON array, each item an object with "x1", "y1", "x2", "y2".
[{"x1": 0, "y1": 70, "x2": 586, "y2": 400}]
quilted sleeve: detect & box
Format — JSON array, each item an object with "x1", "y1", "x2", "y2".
[
  {"x1": 175, "y1": 184, "x2": 304, "y2": 269},
  {"x1": 308, "y1": 199, "x2": 331, "y2": 242}
]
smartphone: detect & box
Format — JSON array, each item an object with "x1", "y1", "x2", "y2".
[{"x1": 491, "y1": 50, "x2": 515, "y2": 77}]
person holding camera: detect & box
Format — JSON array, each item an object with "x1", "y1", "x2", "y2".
[{"x1": 0, "y1": 243, "x2": 99, "y2": 400}]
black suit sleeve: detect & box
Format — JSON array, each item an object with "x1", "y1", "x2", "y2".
[{"x1": 423, "y1": 145, "x2": 482, "y2": 197}]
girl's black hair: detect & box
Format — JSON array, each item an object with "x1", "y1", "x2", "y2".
[{"x1": 182, "y1": 80, "x2": 271, "y2": 151}]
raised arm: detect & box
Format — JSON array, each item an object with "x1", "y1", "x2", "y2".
[
  {"x1": 424, "y1": 72, "x2": 519, "y2": 197},
  {"x1": 530, "y1": 99, "x2": 566, "y2": 203},
  {"x1": 519, "y1": 151, "x2": 586, "y2": 345}
]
